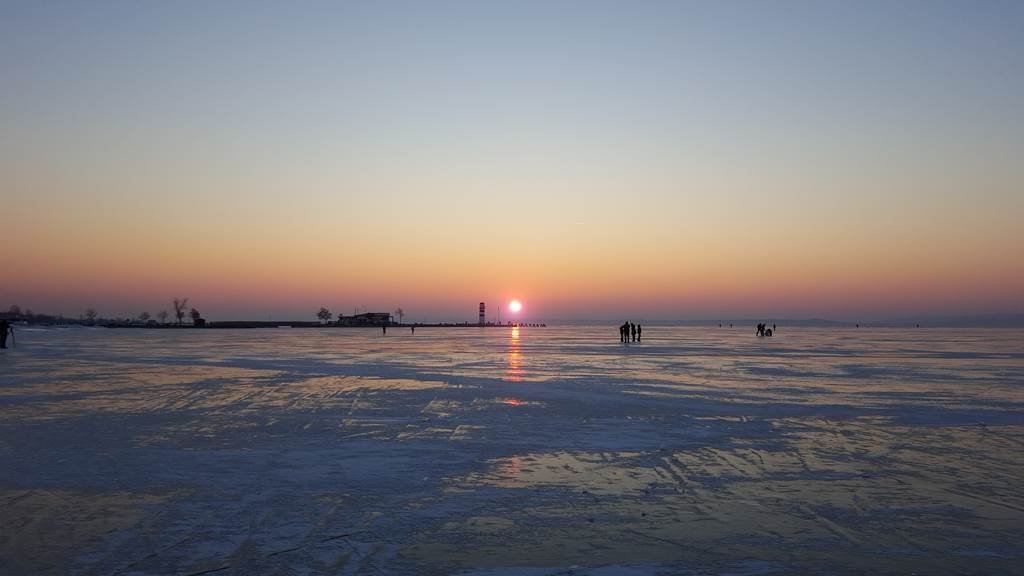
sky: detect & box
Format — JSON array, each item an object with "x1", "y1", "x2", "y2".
[{"x1": 2, "y1": 0, "x2": 1022, "y2": 322}]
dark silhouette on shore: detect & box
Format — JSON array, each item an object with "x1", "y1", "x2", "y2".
[
  {"x1": 631, "y1": 323, "x2": 637, "y2": 342},
  {"x1": 756, "y1": 323, "x2": 774, "y2": 337},
  {"x1": 382, "y1": 325, "x2": 387, "y2": 335},
  {"x1": 637, "y1": 324, "x2": 642, "y2": 342},
  {"x1": 411, "y1": 326, "x2": 415, "y2": 334},
  {"x1": 0, "y1": 319, "x2": 9, "y2": 349}
]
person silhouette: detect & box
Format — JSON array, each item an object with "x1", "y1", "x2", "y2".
[
  {"x1": 619, "y1": 323, "x2": 625, "y2": 342},
  {"x1": 0, "y1": 319, "x2": 8, "y2": 349},
  {"x1": 637, "y1": 324, "x2": 642, "y2": 342},
  {"x1": 630, "y1": 323, "x2": 637, "y2": 342},
  {"x1": 411, "y1": 326, "x2": 415, "y2": 334},
  {"x1": 382, "y1": 324, "x2": 387, "y2": 335}
]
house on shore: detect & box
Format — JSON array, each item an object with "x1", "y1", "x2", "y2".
[{"x1": 337, "y1": 312, "x2": 393, "y2": 326}]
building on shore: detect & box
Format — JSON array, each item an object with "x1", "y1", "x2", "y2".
[{"x1": 336, "y1": 312, "x2": 393, "y2": 326}]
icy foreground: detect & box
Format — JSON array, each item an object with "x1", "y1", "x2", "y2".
[{"x1": 0, "y1": 326, "x2": 1022, "y2": 575}]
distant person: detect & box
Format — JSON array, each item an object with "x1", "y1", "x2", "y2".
[
  {"x1": 772, "y1": 324, "x2": 776, "y2": 332},
  {"x1": 621, "y1": 322, "x2": 629, "y2": 343},
  {"x1": 630, "y1": 323, "x2": 637, "y2": 342},
  {"x1": 0, "y1": 319, "x2": 9, "y2": 349},
  {"x1": 637, "y1": 324, "x2": 642, "y2": 342},
  {"x1": 765, "y1": 328, "x2": 773, "y2": 337},
  {"x1": 411, "y1": 326, "x2": 415, "y2": 334},
  {"x1": 756, "y1": 323, "x2": 764, "y2": 337},
  {"x1": 382, "y1": 325, "x2": 387, "y2": 335}
]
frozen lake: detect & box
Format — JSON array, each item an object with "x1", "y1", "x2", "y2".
[{"x1": 1, "y1": 326, "x2": 1022, "y2": 575}]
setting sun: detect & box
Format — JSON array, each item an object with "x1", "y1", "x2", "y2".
[{"x1": 509, "y1": 300, "x2": 522, "y2": 313}]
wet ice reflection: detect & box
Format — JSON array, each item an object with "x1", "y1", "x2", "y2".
[
  {"x1": 507, "y1": 326, "x2": 523, "y2": 382},
  {"x1": 0, "y1": 326, "x2": 1022, "y2": 574}
]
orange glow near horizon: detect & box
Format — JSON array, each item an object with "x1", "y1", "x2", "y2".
[{"x1": 3, "y1": 2, "x2": 1024, "y2": 322}]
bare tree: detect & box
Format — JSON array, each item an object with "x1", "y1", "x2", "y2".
[
  {"x1": 173, "y1": 298, "x2": 189, "y2": 325},
  {"x1": 157, "y1": 310, "x2": 169, "y2": 325},
  {"x1": 317, "y1": 307, "x2": 332, "y2": 324},
  {"x1": 8, "y1": 305, "x2": 21, "y2": 317},
  {"x1": 139, "y1": 311, "x2": 151, "y2": 323},
  {"x1": 85, "y1": 308, "x2": 98, "y2": 323},
  {"x1": 394, "y1": 307, "x2": 404, "y2": 325}
]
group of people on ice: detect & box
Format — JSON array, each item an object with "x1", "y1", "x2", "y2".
[
  {"x1": 756, "y1": 323, "x2": 775, "y2": 337},
  {"x1": 620, "y1": 321, "x2": 642, "y2": 342}
]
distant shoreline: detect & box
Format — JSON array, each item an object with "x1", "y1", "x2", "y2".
[
  {"x1": 5, "y1": 314, "x2": 1023, "y2": 330},
  {"x1": 97, "y1": 321, "x2": 546, "y2": 329}
]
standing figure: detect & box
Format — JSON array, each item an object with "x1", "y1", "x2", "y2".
[
  {"x1": 0, "y1": 319, "x2": 8, "y2": 349},
  {"x1": 637, "y1": 324, "x2": 642, "y2": 342},
  {"x1": 383, "y1": 324, "x2": 387, "y2": 335},
  {"x1": 630, "y1": 323, "x2": 637, "y2": 342},
  {"x1": 411, "y1": 326, "x2": 415, "y2": 334}
]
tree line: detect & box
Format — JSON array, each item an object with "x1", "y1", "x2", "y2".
[{"x1": 1, "y1": 298, "x2": 203, "y2": 326}]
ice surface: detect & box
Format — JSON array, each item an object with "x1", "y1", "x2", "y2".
[{"x1": 0, "y1": 326, "x2": 1022, "y2": 574}]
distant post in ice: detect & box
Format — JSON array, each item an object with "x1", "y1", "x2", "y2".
[{"x1": 479, "y1": 302, "x2": 486, "y2": 326}]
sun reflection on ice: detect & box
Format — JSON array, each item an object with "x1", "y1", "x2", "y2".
[
  {"x1": 507, "y1": 326, "x2": 523, "y2": 382},
  {"x1": 496, "y1": 455, "x2": 522, "y2": 481}
]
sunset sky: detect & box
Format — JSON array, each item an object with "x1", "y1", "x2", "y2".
[{"x1": 3, "y1": 1, "x2": 1022, "y2": 321}]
